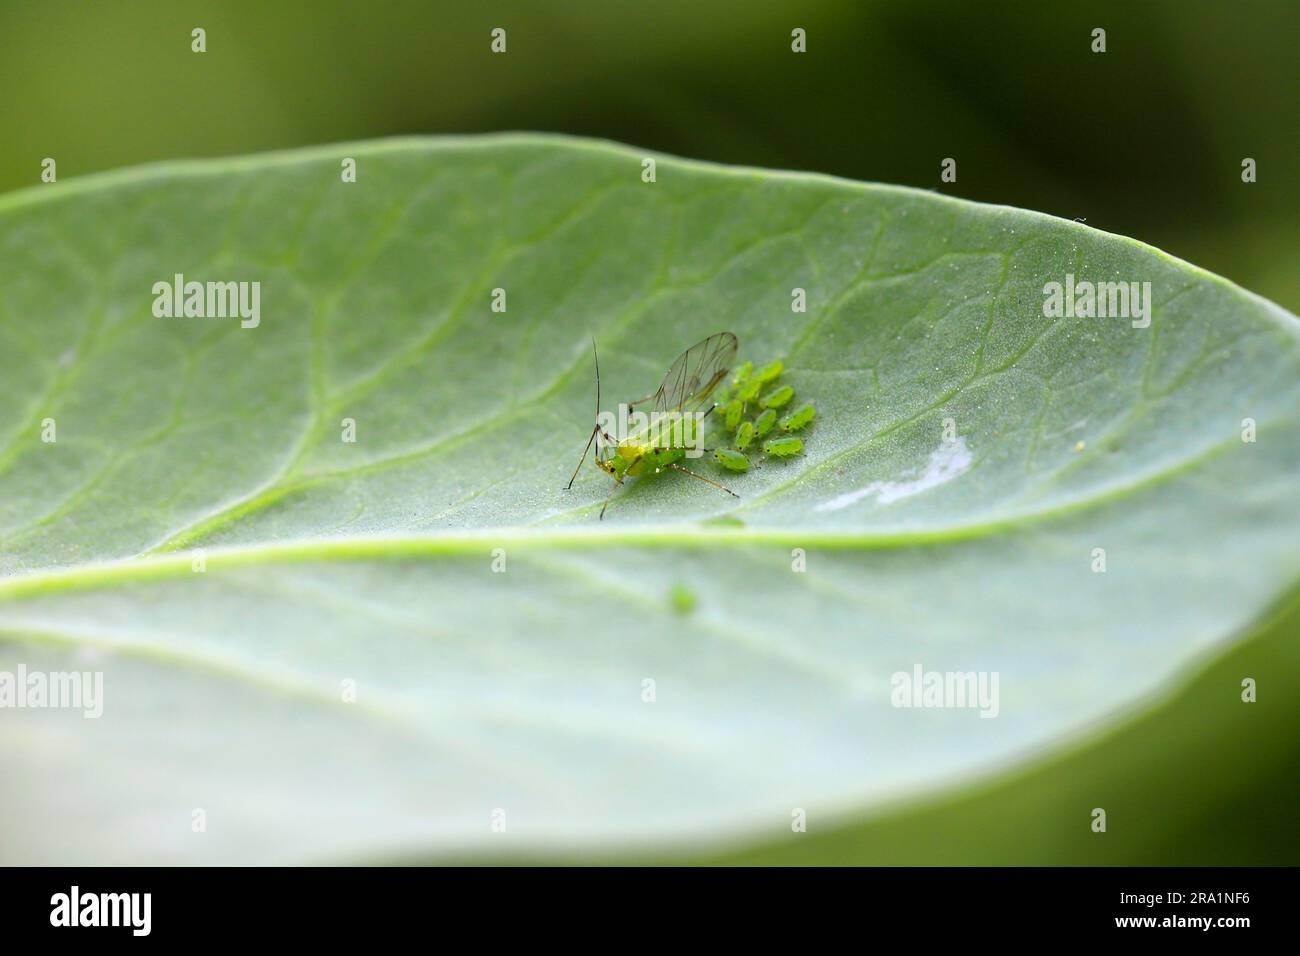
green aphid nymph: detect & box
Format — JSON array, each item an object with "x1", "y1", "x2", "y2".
[
  {"x1": 754, "y1": 408, "x2": 777, "y2": 437},
  {"x1": 723, "y1": 399, "x2": 744, "y2": 430},
  {"x1": 754, "y1": 359, "x2": 783, "y2": 384},
  {"x1": 760, "y1": 384, "x2": 794, "y2": 409},
  {"x1": 735, "y1": 420, "x2": 754, "y2": 451},
  {"x1": 780, "y1": 403, "x2": 816, "y2": 432},
  {"x1": 669, "y1": 584, "x2": 697, "y2": 615},
  {"x1": 714, "y1": 448, "x2": 750, "y2": 472},
  {"x1": 764, "y1": 436, "x2": 803, "y2": 457},
  {"x1": 736, "y1": 378, "x2": 762, "y2": 402}
]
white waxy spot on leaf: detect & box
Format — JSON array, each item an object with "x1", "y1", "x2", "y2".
[{"x1": 816, "y1": 437, "x2": 972, "y2": 511}]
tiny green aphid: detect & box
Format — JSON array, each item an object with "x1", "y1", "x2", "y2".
[
  {"x1": 760, "y1": 384, "x2": 794, "y2": 409},
  {"x1": 736, "y1": 378, "x2": 763, "y2": 402},
  {"x1": 714, "y1": 448, "x2": 750, "y2": 472},
  {"x1": 731, "y1": 360, "x2": 753, "y2": 385},
  {"x1": 754, "y1": 359, "x2": 784, "y2": 384},
  {"x1": 780, "y1": 403, "x2": 816, "y2": 432},
  {"x1": 764, "y1": 436, "x2": 803, "y2": 457},
  {"x1": 566, "y1": 332, "x2": 742, "y2": 518},
  {"x1": 735, "y1": 420, "x2": 754, "y2": 451},
  {"x1": 669, "y1": 584, "x2": 697, "y2": 615},
  {"x1": 723, "y1": 399, "x2": 744, "y2": 430},
  {"x1": 754, "y1": 407, "x2": 777, "y2": 437}
]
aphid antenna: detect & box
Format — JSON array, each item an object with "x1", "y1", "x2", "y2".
[
  {"x1": 564, "y1": 336, "x2": 605, "y2": 490},
  {"x1": 592, "y1": 335, "x2": 601, "y2": 418},
  {"x1": 668, "y1": 462, "x2": 739, "y2": 499}
]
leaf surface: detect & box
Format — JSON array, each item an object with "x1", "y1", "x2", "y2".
[{"x1": 0, "y1": 136, "x2": 1296, "y2": 863}]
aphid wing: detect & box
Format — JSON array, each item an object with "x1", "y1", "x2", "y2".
[{"x1": 653, "y1": 331, "x2": 739, "y2": 413}]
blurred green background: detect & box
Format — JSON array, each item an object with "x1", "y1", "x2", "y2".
[
  {"x1": 1, "y1": 0, "x2": 1295, "y2": 309},
  {"x1": 2, "y1": 0, "x2": 1296, "y2": 865}
]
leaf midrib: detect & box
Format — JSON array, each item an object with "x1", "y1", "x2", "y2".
[{"x1": 0, "y1": 407, "x2": 1281, "y2": 606}]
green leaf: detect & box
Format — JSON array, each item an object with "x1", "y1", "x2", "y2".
[
  {"x1": 0, "y1": 135, "x2": 1296, "y2": 864},
  {"x1": 697, "y1": 582, "x2": 1300, "y2": 865}
]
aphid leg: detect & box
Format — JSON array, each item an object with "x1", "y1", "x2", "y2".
[
  {"x1": 599, "y1": 455, "x2": 639, "y2": 520},
  {"x1": 668, "y1": 462, "x2": 740, "y2": 499},
  {"x1": 598, "y1": 480, "x2": 622, "y2": 520},
  {"x1": 565, "y1": 424, "x2": 602, "y2": 490}
]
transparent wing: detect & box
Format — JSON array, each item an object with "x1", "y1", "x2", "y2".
[{"x1": 651, "y1": 331, "x2": 739, "y2": 413}]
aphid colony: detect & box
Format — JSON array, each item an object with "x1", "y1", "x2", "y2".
[
  {"x1": 711, "y1": 359, "x2": 815, "y2": 473},
  {"x1": 566, "y1": 331, "x2": 815, "y2": 517}
]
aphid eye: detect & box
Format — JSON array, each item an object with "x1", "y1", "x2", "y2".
[{"x1": 760, "y1": 384, "x2": 794, "y2": 409}]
